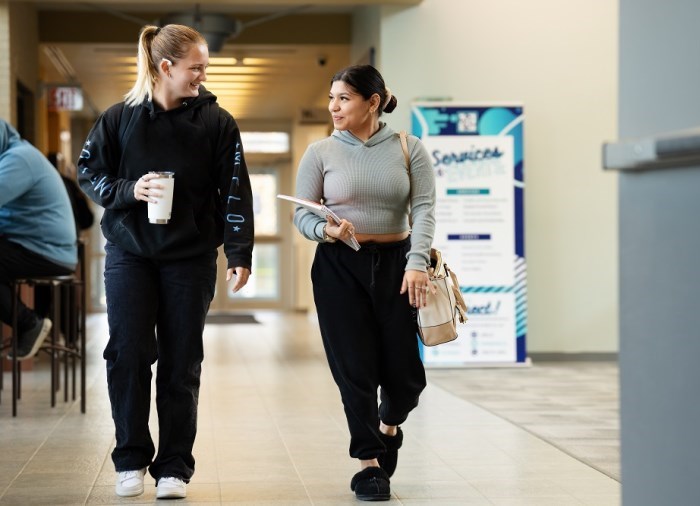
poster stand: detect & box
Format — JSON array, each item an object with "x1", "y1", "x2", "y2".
[{"x1": 412, "y1": 103, "x2": 528, "y2": 367}]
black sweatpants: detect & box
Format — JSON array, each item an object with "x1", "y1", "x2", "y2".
[
  {"x1": 311, "y1": 238, "x2": 427, "y2": 460},
  {"x1": 103, "y1": 242, "x2": 217, "y2": 482}
]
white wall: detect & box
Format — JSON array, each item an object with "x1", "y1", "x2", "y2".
[
  {"x1": 377, "y1": 0, "x2": 619, "y2": 353},
  {"x1": 351, "y1": 6, "x2": 381, "y2": 65},
  {"x1": 0, "y1": 3, "x2": 9, "y2": 122},
  {"x1": 1, "y1": 2, "x2": 40, "y2": 130}
]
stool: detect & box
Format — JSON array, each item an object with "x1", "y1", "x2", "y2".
[
  {"x1": 1, "y1": 242, "x2": 87, "y2": 416},
  {"x1": 7, "y1": 275, "x2": 86, "y2": 416}
]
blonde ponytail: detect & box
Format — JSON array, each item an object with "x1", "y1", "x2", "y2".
[{"x1": 124, "y1": 26, "x2": 160, "y2": 106}]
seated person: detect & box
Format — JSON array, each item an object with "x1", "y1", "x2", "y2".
[
  {"x1": 0, "y1": 120, "x2": 77, "y2": 360},
  {"x1": 47, "y1": 151, "x2": 94, "y2": 233},
  {"x1": 32, "y1": 152, "x2": 95, "y2": 329}
]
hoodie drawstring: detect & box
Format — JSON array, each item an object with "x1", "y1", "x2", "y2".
[{"x1": 367, "y1": 244, "x2": 381, "y2": 290}]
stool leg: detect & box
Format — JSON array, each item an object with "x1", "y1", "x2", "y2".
[
  {"x1": 63, "y1": 284, "x2": 70, "y2": 403},
  {"x1": 50, "y1": 282, "x2": 60, "y2": 408},
  {"x1": 0, "y1": 328, "x2": 4, "y2": 394},
  {"x1": 71, "y1": 285, "x2": 77, "y2": 401},
  {"x1": 72, "y1": 282, "x2": 78, "y2": 401},
  {"x1": 80, "y1": 281, "x2": 86, "y2": 414},
  {"x1": 78, "y1": 240, "x2": 87, "y2": 414},
  {"x1": 68, "y1": 282, "x2": 77, "y2": 401},
  {"x1": 11, "y1": 282, "x2": 19, "y2": 417}
]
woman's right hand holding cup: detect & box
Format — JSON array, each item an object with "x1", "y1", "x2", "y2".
[{"x1": 134, "y1": 173, "x2": 164, "y2": 203}]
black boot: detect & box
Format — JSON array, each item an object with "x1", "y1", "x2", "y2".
[
  {"x1": 350, "y1": 466, "x2": 391, "y2": 501},
  {"x1": 377, "y1": 427, "x2": 403, "y2": 477}
]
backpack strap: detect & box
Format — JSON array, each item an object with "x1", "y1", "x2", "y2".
[{"x1": 117, "y1": 102, "x2": 137, "y2": 150}]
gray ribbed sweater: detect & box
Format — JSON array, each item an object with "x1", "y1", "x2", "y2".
[{"x1": 293, "y1": 123, "x2": 436, "y2": 271}]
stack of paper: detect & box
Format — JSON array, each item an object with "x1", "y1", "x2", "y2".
[{"x1": 277, "y1": 194, "x2": 361, "y2": 251}]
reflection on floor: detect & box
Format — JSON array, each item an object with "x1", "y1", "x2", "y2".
[{"x1": 0, "y1": 312, "x2": 620, "y2": 505}]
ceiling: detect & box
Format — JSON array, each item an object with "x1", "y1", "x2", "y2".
[
  {"x1": 34, "y1": 1, "x2": 421, "y2": 123},
  {"x1": 41, "y1": 41, "x2": 352, "y2": 121}
]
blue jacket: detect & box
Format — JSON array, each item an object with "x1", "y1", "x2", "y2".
[{"x1": 0, "y1": 120, "x2": 77, "y2": 269}]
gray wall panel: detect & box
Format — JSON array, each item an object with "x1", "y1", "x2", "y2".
[{"x1": 619, "y1": 0, "x2": 700, "y2": 504}]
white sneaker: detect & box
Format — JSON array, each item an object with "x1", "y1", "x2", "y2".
[
  {"x1": 115, "y1": 467, "x2": 147, "y2": 497},
  {"x1": 156, "y1": 476, "x2": 187, "y2": 499}
]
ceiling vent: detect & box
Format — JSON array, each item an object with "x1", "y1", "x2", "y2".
[
  {"x1": 160, "y1": 10, "x2": 241, "y2": 53},
  {"x1": 298, "y1": 108, "x2": 330, "y2": 125}
]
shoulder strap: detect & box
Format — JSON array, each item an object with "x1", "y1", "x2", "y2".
[
  {"x1": 399, "y1": 130, "x2": 413, "y2": 226},
  {"x1": 399, "y1": 130, "x2": 410, "y2": 175}
]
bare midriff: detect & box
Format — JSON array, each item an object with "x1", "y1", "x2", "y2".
[{"x1": 355, "y1": 230, "x2": 410, "y2": 244}]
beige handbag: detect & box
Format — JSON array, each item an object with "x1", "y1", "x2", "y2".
[
  {"x1": 399, "y1": 131, "x2": 468, "y2": 346},
  {"x1": 418, "y1": 248, "x2": 468, "y2": 346}
]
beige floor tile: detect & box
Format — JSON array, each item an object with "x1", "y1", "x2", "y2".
[
  {"x1": 469, "y1": 477, "x2": 571, "y2": 498},
  {"x1": 488, "y1": 497, "x2": 584, "y2": 506},
  {"x1": 578, "y1": 495, "x2": 620, "y2": 506},
  {"x1": 400, "y1": 500, "x2": 491, "y2": 506},
  {"x1": 219, "y1": 481, "x2": 308, "y2": 502},
  {"x1": 1, "y1": 485, "x2": 92, "y2": 505},
  {"x1": 391, "y1": 480, "x2": 488, "y2": 500}
]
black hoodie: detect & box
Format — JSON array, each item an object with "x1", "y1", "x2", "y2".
[{"x1": 78, "y1": 86, "x2": 253, "y2": 270}]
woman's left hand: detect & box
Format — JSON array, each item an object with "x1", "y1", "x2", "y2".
[
  {"x1": 227, "y1": 267, "x2": 251, "y2": 293},
  {"x1": 400, "y1": 270, "x2": 436, "y2": 308}
]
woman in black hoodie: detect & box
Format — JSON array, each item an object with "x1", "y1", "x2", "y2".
[{"x1": 78, "y1": 24, "x2": 254, "y2": 500}]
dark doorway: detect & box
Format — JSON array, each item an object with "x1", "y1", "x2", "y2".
[{"x1": 16, "y1": 80, "x2": 35, "y2": 144}]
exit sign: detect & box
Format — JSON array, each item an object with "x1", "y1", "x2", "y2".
[{"x1": 47, "y1": 86, "x2": 83, "y2": 111}]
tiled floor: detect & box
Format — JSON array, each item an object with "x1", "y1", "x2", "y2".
[
  {"x1": 428, "y1": 362, "x2": 620, "y2": 481},
  {"x1": 0, "y1": 312, "x2": 620, "y2": 505}
]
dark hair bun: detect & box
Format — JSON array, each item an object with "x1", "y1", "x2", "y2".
[{"x1": 383, "y1": 95, "x2": 398, "y2": 114}]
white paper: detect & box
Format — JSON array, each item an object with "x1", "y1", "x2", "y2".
[{"x1": 277, "y1": 194, "x2": 361, "y2": 251}]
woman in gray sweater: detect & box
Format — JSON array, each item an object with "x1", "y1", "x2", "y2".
[{"x1": 294, "y1": 65, "x2": 436, "y2": 501}]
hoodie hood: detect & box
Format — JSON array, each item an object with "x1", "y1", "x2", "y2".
[
  {"x1": 0, "y1": 120, "x2": 21, "y2": 155},
  {"x1": 143, "y1": 85, "x2": 218, "y2": 119},
  {"x1": 331, "y1": 122, "x2": 396, "y2": 148}
]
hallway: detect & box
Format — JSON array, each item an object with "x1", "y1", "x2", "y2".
[{"x1": 0, "y1": 312, "x2": 619, "y2": 505}]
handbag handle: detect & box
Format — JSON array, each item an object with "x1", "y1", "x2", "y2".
[{"x1": 447, "y1": 267, "x2": 468, "y2": 323}]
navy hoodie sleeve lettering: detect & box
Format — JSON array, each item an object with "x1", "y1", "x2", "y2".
[{"x1": 77, "y1": 87, "x2": 254, "y2": 270}]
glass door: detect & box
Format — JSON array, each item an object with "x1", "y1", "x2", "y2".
[{"x1": 210, "y1": 161, "x2": 291, "y2": 311}]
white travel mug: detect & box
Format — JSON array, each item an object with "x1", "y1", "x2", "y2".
[{"x1": 147, "y1": 171, "x2": 175, "y2": 224}]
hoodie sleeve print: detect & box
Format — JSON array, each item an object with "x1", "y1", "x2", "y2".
[
  {"x1": 77, "y1": 104, "x2": 138, "y2": 210},
  {"x1": 406, "y1": 137, "x2": 436, "y2": 272},
  {"x1": 292, "y1": 145, "x2": 327, "y2": 242},
  {"x1": 217, "y1": 113, "x2": 254, "y2": 271}
]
